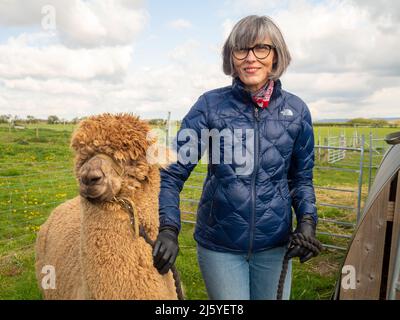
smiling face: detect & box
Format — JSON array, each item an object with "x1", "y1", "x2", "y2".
[{"x1": 232, "y1": 37, "x2": 276, "y2": 92}]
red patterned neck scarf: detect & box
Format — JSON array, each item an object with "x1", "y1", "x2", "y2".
[{"x1": 251, "y1": 80, "x2": 274, "y2": 109}]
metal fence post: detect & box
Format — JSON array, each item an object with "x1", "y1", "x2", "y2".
[
  {"x1": 317, "y1": 127, "x2": 321, "y2": 162},
  {"x1": 166, "y1": 111, "x2": 171, "y2": 149},
  {"x1": 368, "y1": 130, "x2": 373, "y2": 192},
  {"x1": 356, "y1": 135, "x2": 365, "y2": 223}
]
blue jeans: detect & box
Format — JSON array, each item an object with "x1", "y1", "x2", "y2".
[{"x1": 197, "y1": 244, "x2": 292, "y2": 300}]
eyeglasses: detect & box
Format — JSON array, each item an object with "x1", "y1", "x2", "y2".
[{"x1": 232, "y1": 44, "x2": 275, "y2": 60}]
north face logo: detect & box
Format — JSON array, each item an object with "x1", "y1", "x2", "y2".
[{"x1": 280, "y1": 109, "x2": 293, "y2": 116}]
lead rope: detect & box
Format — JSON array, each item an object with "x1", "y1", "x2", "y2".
[
  {"x1": 138, "y1": 225, "x2": 184, "y2": 300},
  {"x1": 276, "y1": 233, "x2": 323, "y2": 300},
  {"x1": 116, "y1": 197, "x2": 184, "y2": 300}
]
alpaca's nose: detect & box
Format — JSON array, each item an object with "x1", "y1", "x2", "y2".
[{"x1": 80, "y1": 169, "x2": 104, "y2": 186}]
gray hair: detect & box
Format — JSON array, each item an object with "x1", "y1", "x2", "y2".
[{"x1": 222, "y1": 15, "x2": 291, "y2": 81}]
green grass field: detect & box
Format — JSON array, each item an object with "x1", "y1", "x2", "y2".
[{"x1": 0, "y1": 123, "x2": 399, "y2": 300}]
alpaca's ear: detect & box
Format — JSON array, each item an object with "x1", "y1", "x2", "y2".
[{"x1": 146, "y1": 143, "x2": 177, "y2": 169}]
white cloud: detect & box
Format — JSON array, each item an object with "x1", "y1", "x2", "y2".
[
  {"x1": 222, "y1": 19, "x2": 234, "y2": 40},
  {"x1": 219, "y1": 0, "x2": 400, "y2": 119},
  {"x1": 0, "y1": 88, "x2": 94, "y2": 119},
  {"x1": 289, "y1": 73, "x2": 400, "y2": 120},
  {"x1": 1, "y1": 0, "x2": 399, "y2": 121},
  {"x1": 0, "y1": 0, "x2": 148, "y2": 118},
  {"x1": 57, "y1": 1, "x2": 148, "y2": 48},
  {"x1": 3, "y1": 78, "x2": 94, "y2": 96},
  {"x1": 168, "y1": 19, "x2": 192, "y2": 30},
  {"x1": 0, "y1": 0, "x2": 148, "y2": 48},
  {"x1": 273, "y1": 0, "x2": 400, "y2": 76},
  {"x1": 0, "y1": 1, "x2": 45, "y2": 25},
  {"x1": 0, "y1": 37, "x2": 133, "y2": 80},
  {"x1": 351, "y1": 0, "x2": 400, "y2": 24},
  {"x1": 361, "y1": 86, "x2": 400, "y2": 117},
  {"x1": 222, "y1": 0, "x2": 289, "y2": 16},
  {"x1": 0, "y1": 49, "x2": 231, "y2": 120},
  {"x1": 167, "y1": 39, "x2": 200, "y2": 62}
]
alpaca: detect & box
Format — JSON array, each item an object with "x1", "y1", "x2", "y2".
[{"x1": 35, "y1": 113, "x2": 180, "y2": 299}]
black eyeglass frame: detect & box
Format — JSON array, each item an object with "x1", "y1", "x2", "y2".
[{"x1": 232, "y1": 44, "x2": 276, "y2": 60}]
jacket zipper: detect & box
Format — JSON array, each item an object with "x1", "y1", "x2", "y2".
[{"x1": 247, "y1": 106, "x2": 260, "y2": 259}]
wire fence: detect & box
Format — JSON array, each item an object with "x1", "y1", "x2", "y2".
[
  {"x1": 178, "y1": 133, "x2": 391, "y2": 251},
  {"x1": 0, "y1": 130, "x2": 392, "y2": 260}
]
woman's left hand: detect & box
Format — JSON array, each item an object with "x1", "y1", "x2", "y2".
[{"x1": 286, "y1": 215, "x2": 320, "y2": 263}]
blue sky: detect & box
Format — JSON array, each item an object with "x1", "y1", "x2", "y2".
[
  {"x1": 0, "y1": 0, "x2": 399, "y2": 121},
  {"x1": 132, "y1": 1, "x2": 230, "y2": 68}
]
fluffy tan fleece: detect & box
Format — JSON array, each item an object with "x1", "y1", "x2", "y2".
[{"x1": 35, "y1": 113, "x2": 178, "y2": 299}]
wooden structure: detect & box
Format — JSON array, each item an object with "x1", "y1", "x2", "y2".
[{"x1": 334, "y1": 132, "x2": 400, "y2": 299}]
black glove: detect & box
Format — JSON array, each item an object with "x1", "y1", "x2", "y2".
[
  {"x1": 152, "y1": 226, "x2": 179, "y2": 274},
  {"x1": 287, "y1": 215, "x2": 318, "y2": 263}
]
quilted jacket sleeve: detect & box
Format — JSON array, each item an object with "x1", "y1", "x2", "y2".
[
  {"x1": 158, "y1": 95, "x2": 209, "y2": 232},
  {"x1": 288, "y1": 104, "x2": 318, "y2": 225}
]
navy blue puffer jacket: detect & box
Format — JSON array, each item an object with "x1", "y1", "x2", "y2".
[{"x1": 159, "y1": 78, "x2": 317, "y2": 254}]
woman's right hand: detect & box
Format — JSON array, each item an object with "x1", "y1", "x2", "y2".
[{"x1": 152, "y1": 226, "x2": 179, "y2": 274}]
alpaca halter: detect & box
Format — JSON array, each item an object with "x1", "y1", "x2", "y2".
[
  {"x1": 112, "y1": 197, "x2": 139, "y2": 238},
  {"x1": 99, "y1": 153, "x2": 184, "y2": 300},
  {"x1": 95, "y1": 153, "x2": 125, "y2": 177},
  {"x1": 113, "y1": 195, "x2": 184, "y2": 300},
  {"x1": 84, "y1": 153, "x2": 137, "y2": 235}
]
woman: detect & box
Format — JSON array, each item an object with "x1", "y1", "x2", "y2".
[{"x1": 152, "y1": 15, "x2": 319, "y2": 300}]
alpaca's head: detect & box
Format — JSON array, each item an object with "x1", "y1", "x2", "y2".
[{"x1": 71, "y1": 113, "x2": 169, "y2": 203}]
